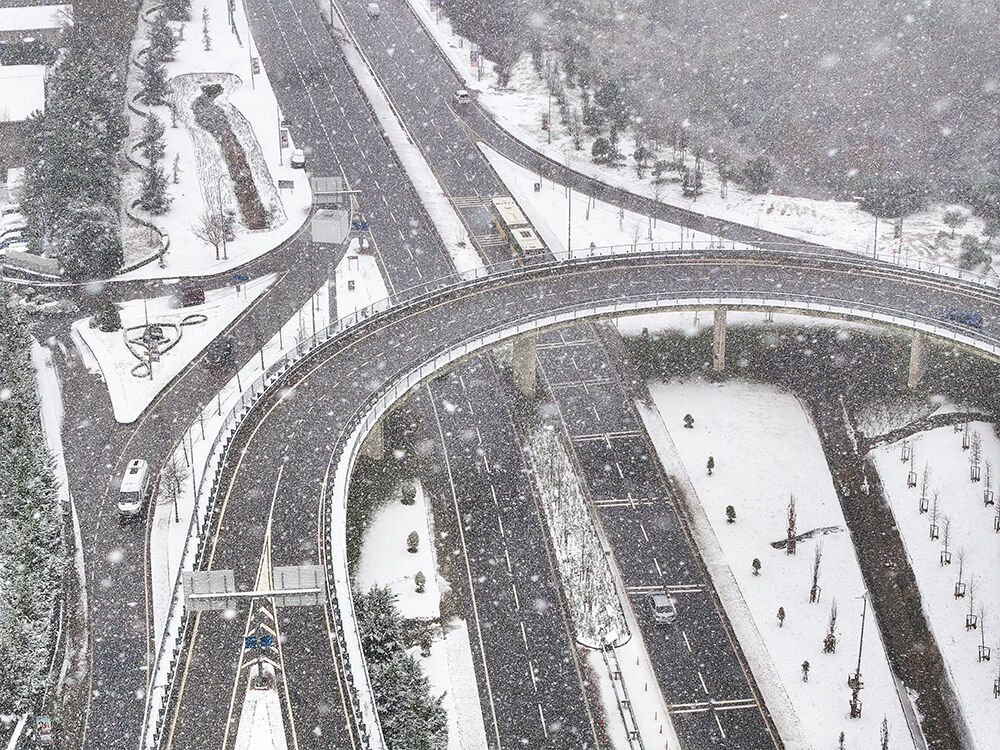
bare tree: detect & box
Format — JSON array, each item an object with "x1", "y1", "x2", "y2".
[
  {"x1": 809, "y1": 542, "x2": 823, "y2": 603},
  {"x1": 159, "y1": 453, "x2": 190, "y2": 524},
  {"x1": 786, "y1": 494, "x2": 797, "y2": 555},
  {"x1": 192, "y1": 209, "x2": 226, "y2": 260},
  {"x1": 823, "y1": 599, "x2": 838, "y2": 652},
  {"x1": 940, "y1": 515, "x2": 952, "y2": 565}
]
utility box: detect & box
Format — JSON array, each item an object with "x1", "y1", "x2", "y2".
[{"x1": 311, "y1": 208, "x2": 350, "y2": 244}]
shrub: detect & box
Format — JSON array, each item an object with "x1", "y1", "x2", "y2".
[
  {"x1": 401, "y1": 483, "x2": 416, "y2": 505},
  {"x1": 406, "y1": 531, "x2": 419, "y2": 553},
  {"x1": 742, "y1": 156, "x2": 775, "y2": 193},
  {"x1": 415, "y1": 571, "x2": 426, "y2": 593}
]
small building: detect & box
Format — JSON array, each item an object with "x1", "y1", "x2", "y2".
[{"x1": 0, "y1": 4, "x2": 73, "y2": 46}]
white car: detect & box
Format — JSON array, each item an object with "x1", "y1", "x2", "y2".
[
  {"x1": 290, "y1": 148, "x2": 306, "y2": 169},
  {"x1": 452, "y1": 89, "x2": 472, "y2": 105},
  {"x1": 366, "y1": 2, "x2": 380, "y2": 18}
]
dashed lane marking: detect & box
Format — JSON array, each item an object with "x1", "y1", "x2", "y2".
[
  {"x1": 682, "y1": 631, "x2": 692, "y2": 652},
  {"x1": 538, "y1": 704, "x2": 548, "y2": 737},
  {"x1": 698, "y1": 670, "x2": 709, "y2": 694}
]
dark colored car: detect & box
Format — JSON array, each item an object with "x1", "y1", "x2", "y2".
[
  {"x1": 171, "y1": 285, "x2": 205, "y2": 308},
  {"x1": 205, "y1": 336, "x2": 234, "y2": 367},
  {"x1": 943, "y1": 309, "x2": 984, "y2": 329}
]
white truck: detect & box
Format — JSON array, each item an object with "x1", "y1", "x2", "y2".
[{"x1": 118, "y1": 459, "x2": 150, "y2": 516}]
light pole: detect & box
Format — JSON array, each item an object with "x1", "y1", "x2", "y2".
[
  {"x1": 848, "y1": 591, "x2": 867, "y2": 718},
  {"x1": 853, "y1": 196, "x2": 878, "y2": 259}
]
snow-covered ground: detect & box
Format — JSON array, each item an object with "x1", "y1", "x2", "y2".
[
  {"x1": 639, "y1": 377, "x2": 917, "y2": 750},
  {"x1": 118, "y1": 0, "x2": 312, "y2": 279},
  {"x1": 523, "y1": 422, "x2": 628, "y2": 646},
  {"x1": 232, "y1": 666, "x2": 288, "y2": 750},
  {"x1": 873, "y1": 422, "x2": 1000, "y2": 750},
  {"x1": 481, "y1": 144, "x2": 738, "y2": 257},
  {"x1": 406, "y1": 0, "x2": 996, "y2": 282},
  {"x1": 333, "y1": 242, "x2": 390, "y2": 322},
  {"x1": 70, "y1": 274, "x2": 278, "y2": 423},
  {"x1": 354, "y1": 479, "x2": 489, "y2": 750}
]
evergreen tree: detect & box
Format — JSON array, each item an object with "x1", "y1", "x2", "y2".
[
  {"x1": 51, "y1": 203, "x2": 123, "y2": 279},
  {"x1": 0, "y1": 286, "x2": 65, "y2": 713},
  {"x1": 742, "y1": 156, "x2": 775, "y2": 193},
  {"x1": 163, "y1": 0, "x2": 192, "y2": 22},
  {"x1": 139, "y1": 163, "x2": 171, "y2": 214},
  {"x1": 148, "y1": 12, "x2": 177, "y2": 61},
  {"x1": 140, "y1": 114, "x2": 166, "y2": 164},
  {"x1": 140, "y1": 53, "x2": 168, "y2": 105}
]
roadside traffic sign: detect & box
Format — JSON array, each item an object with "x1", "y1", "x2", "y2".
[
  {"x1": 351, "y1": 220, "x2": 370, "y2": 231},
  {"x1": 232, "y1": 273, "x2": 250, "y2": 282},
  {"x1": 149, "y1": 343, "x2": 160, "y2": 363},
  {"x1": 36, "y1": 716, "x2": 53, "y2": 746},
  {"x1": 244, "y1": 634, "x2": 275, "y2": 649}
]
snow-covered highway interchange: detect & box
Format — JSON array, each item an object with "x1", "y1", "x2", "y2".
[{"x1": 20, "y1": 0, "x2": 998, "y2": 749}]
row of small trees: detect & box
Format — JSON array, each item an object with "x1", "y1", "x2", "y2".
[
  {"x1": 21, "y1": 28, "x2": 129, "y2": 279},
  {"x1": 0, "y1": 286, "x2": 66, "y2": 713},
  {"x1": 355, "y1": 586, "x2": 448, "y2": 750}
]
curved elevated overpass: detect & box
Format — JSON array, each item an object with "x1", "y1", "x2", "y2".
[{"x1": 159, "y1": 248, "x2": 1000, "y2": 749}]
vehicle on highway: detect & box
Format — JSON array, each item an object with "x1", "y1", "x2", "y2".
[
  {"x1": 118, "y1": 459, "x2": 150, "y2": 516},
  {"x1": 170, "y1": 284, "x2": 205, "y2": 308},
  {"x1": 452, "y1": 89, "x2": 471, "y2": 105},
  {"x1": 366, "y1": 2, "x2": 380, "y2": 18},
  {"x1": 290, "y1": 148, "x2": 306, "y2": 169},
  {"x1": 0, "y1": 203, "x2": 20, "y2": 218},
  {"x1": 943, "y1": 308, "x2": 984, "y2": 329},
  {"x1": 648, "y1": 593, "x2": 677, "y2": 624},
  {"x1": 0, "y1": 234, "x2": 25, "y2": 250},
  {"x1": 205, "y1": 335, "x2": 235, "y2": 367}
]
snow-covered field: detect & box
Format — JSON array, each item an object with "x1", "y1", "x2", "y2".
[
  {"x1": 873, "y1": 422, "x2": 1000, "y2": 750},
  {"x1": 71, "y1": 274, "x2": 278, "y2": 423},
  {"x1": 119, "y1": 0, "x2": 312, "y2": 279},
  {"x1": 354, "y1": 479, "x2": 489, "y2": 750},
  {"x1": 405, "y1": 0, "x2": 996, "y2": 282},
  {"x1": 640, "y1": 378, "x2": 917, "y2": 750},
  {"x1": 481, "y1": 144, "x2": 737, "y2": 257}
]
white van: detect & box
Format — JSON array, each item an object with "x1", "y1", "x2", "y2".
[
  {"x1": 648, "y1": 593, "x2": 677, "y2": 625},
  {"x1": 366, "y1": 2, "x2": 380, "y2": 19},
  {"x1": 118, "y1": 459, "x2": 150, "y2": 516}
]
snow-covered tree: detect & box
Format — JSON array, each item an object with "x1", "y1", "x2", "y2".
[
  {"x1": 148, "y1": 12, "x2": 177, "y2": 61},
  {"x1": 139, "y1": 163, "x2": 172, "y2": 214},
  {"x1": 140, "y1": 114, "x2": 166, "y2": 165},
  {"x1": 0, "y1": 287, "x2": 66, "y2": 713}
]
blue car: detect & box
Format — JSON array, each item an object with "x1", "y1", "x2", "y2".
[
  {"x1": 0, "y1": 234, "x2": 25, "y2": 250},
  {"x1": 944, "y1": 309, "x2": 984, "y2": 329}
]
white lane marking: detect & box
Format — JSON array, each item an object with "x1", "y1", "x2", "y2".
[
  {"x1": 698, "y1": 670, "x2": 709, "y2": 694},
  {"x1": 682, "y1": 630, "x2": 692, "y2": 652},
  {"x1": 520, "y1": 621, "x2": 528, "y2": 647},
  {"x1": 639, "y1": 522, "x2": 649, "y2": 542},
  {"x1": 511, "y1": 581, "x2": 520, "y2": 608},
  {"x1": 615, "y1": 462, "x2": 624, "y2": 478},
  {"x1": 497, "y1": 514, "x2": 505, "y2": 537},
  {"x1": 714, "y1": 712, "x2": 727, "y2": 738},
  {"x1": 538, "y1": 704, "x2": 548, "y2": 737},
  {"x1": 490, "y1": 484, "x2": 499, "y2": 506},
  {"x1": 654, "y1": 558, "x2": 663, "y2": 577},
  {"x1": 505, "y1": 549, "x2": 513, "y2": 573}
]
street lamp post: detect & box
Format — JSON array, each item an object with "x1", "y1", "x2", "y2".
[{"x1": 848, "y1": 592, "x2": 867, "y2": 718}]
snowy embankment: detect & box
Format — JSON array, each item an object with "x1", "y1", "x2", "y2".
[
  {"x1": 872, "y1": 421, "x2": 1000, "y2": 750},
  {"x1": 119, "y1": 0, "x2": 311, "y2": 279},
  {"x1": 406, "y1": 0, "x2": 995, "y2": 280},
  {"x1": 523, "y1": 422, "x2": 628, "y2": 646},
  {"x1": 316, "y1": 0, "x2": 485, "y2": 279},
  {"x1": 70, "y1": 274, "x2": 279, "y2": 423},
  {"x1": 354, "y1": 479, "x2": 489, "y2": 750},
  {"x1": 480, "y1": 143, "x2": 742, "y2": 256},
  {"x1": 639, "y1": 377, "x2": 917, "y2": 750}
]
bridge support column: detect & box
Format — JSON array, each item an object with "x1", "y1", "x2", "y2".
[
  {"x1": 512, "y1": 333, "x2": 538, "y2": 397},
  {"x1": 359, "y1": 420, "x2": 384, "y2": 460},
  {"x1": 712, "y1": 307, "x2": 727, "y2": 372},
  {"x1": 908, "y1": 333, "x2": 927, "y2": 389}
]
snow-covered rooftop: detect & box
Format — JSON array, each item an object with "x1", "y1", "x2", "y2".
[
  {"x1": 0, "y1": 4, "x2": 72, "y2": 33},
  {"x1": 0, "y1": 65, "x2": 46, "y2": 122}
]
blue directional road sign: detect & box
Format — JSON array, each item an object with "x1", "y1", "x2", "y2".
[
  {"x1": 244, "y1": 634, "x2": 275, "y2": 649},
  {"x1": 232, "y1": 273, "x2": 250, "y2": 283},
  {"x1": 351, "y1": 220, "x2": 370, "y2": 231}
]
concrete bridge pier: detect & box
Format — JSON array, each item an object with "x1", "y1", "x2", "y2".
[
  {"x1": 712, "y1": 307, "x2": 727, "y2": 372},
  {"x1": 908, "y1": 332, "x2": 927, "y2": 389},
  {"x1": 512, "y1": 332, "x2": 538, "y2": 397}
]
